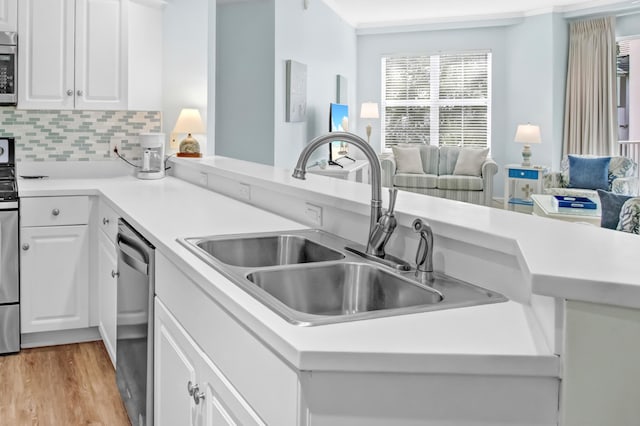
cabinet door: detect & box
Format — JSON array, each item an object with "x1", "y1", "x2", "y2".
[
  {"x1": 20, "y1": 225, "x2": 89, "y2": 333},
  {"x1": 0, "y1": 0, "x2": 17, "y2": 31},
  {"x1": 74, "y1": 0, "x2": 127, "y2": 110},
  {"x1": 155, "y1": 298, "x2": 265, "y2": 426},
  {"x1": 17, "y1": 0, "x2": 75, "y2": 109},
  {"x1": 198, "y1": 352, "x2": 266, "y2": 426},
  {"x1": 98, "y1": 230, "x2": 117, "y2": 367},
  {"x1": 155, "y1": 298, "x2": 198, "y2": 426}
]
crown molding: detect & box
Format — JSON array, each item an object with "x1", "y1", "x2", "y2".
[
  {"x1": 355, "y1": 14, "x2": 525, "y2": 36},
  {"x1": 322, "y1": 0, "x2": 640, "y2": 33}
]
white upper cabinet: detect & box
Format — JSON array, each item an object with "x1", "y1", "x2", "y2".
[
  {"x1": 75, "y1": 0, "x2": 127, "y2": 109},
  {"x1": 17, "y1": 0, "x2": 74, "y2": 109},
  {"x1": 0, "y1": 0, "x2": 17, "y2": 31},
  {"x1": 18, "y1": 0, "x2": 163, "y2": 111}
]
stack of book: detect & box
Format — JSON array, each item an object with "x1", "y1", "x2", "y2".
[{"x1": 551, "y1": 195, "x2": 597, "y2": 211}]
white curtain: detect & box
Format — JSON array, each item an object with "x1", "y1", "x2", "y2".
[{"x1": 563, "y1": 16, "x2": 618, "y2": 157}]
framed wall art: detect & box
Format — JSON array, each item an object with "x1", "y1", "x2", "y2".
[
  {"x1": 285, "y1": 60, "x2": 307, "y2": 122},
  {"x1": 336, "y1": 74, "x2": 348, "y2": 104}
]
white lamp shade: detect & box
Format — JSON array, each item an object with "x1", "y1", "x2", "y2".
[
  {"x1": 360, "y1": 102, "x2": 379, "y2": 119},
  {"x1": 173, "y1": 108, "x2": 206, "y2": 134},
  {"x1": 514, "y1": 124, "x2": 541, "y2": 144}
]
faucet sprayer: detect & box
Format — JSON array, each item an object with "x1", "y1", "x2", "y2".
[{"x1": 413, "y1": 218, "x2": 434, "y2": 284}]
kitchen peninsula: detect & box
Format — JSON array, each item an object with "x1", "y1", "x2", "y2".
[{"x1": 16, "y1": 156, "x2": 640, "y2": 426}]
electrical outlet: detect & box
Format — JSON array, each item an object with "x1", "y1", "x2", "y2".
[
  {"x1": 198, "y1": 172, "x2": 208, "y2": 187},
  {"x1": 170, "y1": 133, "x2": 179, "y2": 150},
  {"x1": 109, "y1": 138, "x2": 120, "y2": 157},
  {"x1": 305, "y1": 203, "x2": 322, "y2": 226},
  {"x1": 238, "y1": 183, "x2": 251, "y2": 201}
]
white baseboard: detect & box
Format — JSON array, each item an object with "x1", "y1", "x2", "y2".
[{"x1": 21, "y1": 327, "x2": 101, "y2": 349}]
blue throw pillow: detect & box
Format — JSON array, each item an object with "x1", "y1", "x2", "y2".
[
  {"x1": 568, "y1": 155, "x2": 611, "y2": 190},
  {"x1": 597, "y1": 189, "x2": 632, "y2": 229}
]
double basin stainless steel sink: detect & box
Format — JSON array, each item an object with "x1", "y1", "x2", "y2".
[{"x1": 178, "y1": 229, "x2": 507, "y2": 326}]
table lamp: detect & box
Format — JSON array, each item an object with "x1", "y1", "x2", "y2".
[
  {"x1": 360, "y1": 102, "x2": 379, "y2": 144},
  {"x1": 514, "y1": 123, "x2": 541, "y2": 167},
  {"x1": 173, "y1": 108, "x2": 205, "y2": 157}
]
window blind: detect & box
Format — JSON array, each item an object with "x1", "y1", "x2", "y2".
[{"x1": 382, "y1": 52, "x2": 491, "y2": 148}]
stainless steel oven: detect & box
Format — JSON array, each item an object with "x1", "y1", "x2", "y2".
[
  {"x1": 0, "y1": 137, "x2": 18, "y2": 355},
  {"x1": 0, "y1": 32, "x2": 17, "y2": 106},
  {"x1": 116, "y1": 219, "x2": 155, "y2": 426}
]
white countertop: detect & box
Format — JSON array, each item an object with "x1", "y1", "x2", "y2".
[
  {"x1": 171, "y1": 156, "x2": 640, "y2": 311},
  {"x1": 17, "y1": 162, "x2": 559, "y2": 377}
]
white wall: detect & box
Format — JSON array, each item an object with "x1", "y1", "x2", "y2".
[
  {"x1": 214, "y1": 0, "x2": 356, "y2": 168},
  {"x1": 628, "y1": 39, "x2": 640, "y2": 141},
  {"x1": 617, "y1": 14, "x2": 640, "y2": 144},
  {"x1": 273, "y1": 0, "x2": 357, "y2": 169},
  {"x1": 356, "y1": 14, "x2": 569, "y2": 198},
  {"x1": 356, "y1": 24, "x2": 509, "y2": 192},
  {"x1": 207, "y1": 0, "x2": 216, "y2": 155},
  {"x1": 617, "y1": 12, "x2": 640, "y2": 36},
  {"x1": 505, "y1": 13, "x2": 568, "y2": 173},
  {"x1": 216, "y1": 0, "x2": 275, "y2": 165},
  {"x1": 162, "y1": 0, "x2": 211, "y2": 154},
  {"x1": 128, "y1": 1, "x2": 163, "y2": 111}
]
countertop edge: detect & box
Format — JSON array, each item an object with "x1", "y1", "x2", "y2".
[{"x1": 17, "y1": 174, "x2": 561, "y2": 377}]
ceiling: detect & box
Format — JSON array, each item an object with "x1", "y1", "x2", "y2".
[{"x1": 320, "y1": 0, "x2": 640, "y2": 29}]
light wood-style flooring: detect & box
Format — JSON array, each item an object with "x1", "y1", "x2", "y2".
[{"x1": 0, "y1": 341, "x2": 130, "y2": 426}]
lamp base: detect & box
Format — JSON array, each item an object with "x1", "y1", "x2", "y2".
[
  {"x1": 179, "y1": 133, "x2": 201, "y2": 156},
  {"x1": 366, "y1": 124, "x2": 372, "y2": 144},
  {"x1": 176, "y1": 152, "x2": 202, "y2": 158},
  {"x1": 521, "y1": 144, "x2": 532, "y2": 167}
]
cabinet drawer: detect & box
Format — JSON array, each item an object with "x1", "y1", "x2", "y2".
[
  {"x1": 21, "y1": 196, "x2": 90, "y2": 227},
  {"x1": 508, "y1": 168, "x2": 539, "y2": 180},
  {"x1": 98, "y1": 200, "x2": 119, "y2": 243}
]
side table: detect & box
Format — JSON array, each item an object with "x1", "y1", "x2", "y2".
[
  {"x1": 307, "y1": 160, "x2": 370, "y2": 184},
  {"x1": 504, "y1": 164, "x2": 548, "y2": 210}
]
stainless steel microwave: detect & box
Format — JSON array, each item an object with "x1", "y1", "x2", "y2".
[{"x1": 0, "y1": 32, "x2": 17, "y2": 106}]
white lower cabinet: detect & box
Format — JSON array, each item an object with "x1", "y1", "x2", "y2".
[
  {"x1": 155, "y1": 298, "x2": 264, "y2": 426},
  {"x1": 20, "y1": 225, "x2": 89, "y2": 333},
  {"x1": 560, "y1": 300, "x2": 640, "y2": 426},
  {"x1": 98, "y1": 230, "x2": 117, "y2": 366}
]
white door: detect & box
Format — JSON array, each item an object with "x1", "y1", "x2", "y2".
[
  {"x1": 98, "y1": 231, "x2": 117, "y2": 367},
  {"x1": 20, "y1": 225, "x2": 89, "y2": 333},
  {"x1": 155, "y1": 299, "x2": 198, "y2": 426},
  {"x1": 17, "y1": 0, "x2": 75, "y2": 109},
  {"x1": 0, "y1": 0, "x2": 17, "y2": 31},
  {"x1": 74, "y1": 0, "x2": 127, "y2": 110}
]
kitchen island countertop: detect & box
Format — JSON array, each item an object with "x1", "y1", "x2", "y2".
[{"x1": 17, "y1": 162, "x2": 560, "y2": 377}]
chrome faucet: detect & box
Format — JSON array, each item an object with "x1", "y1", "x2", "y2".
[
  {"x1": 412, "y1": 218, "x2": 434, "y2": 284},
  {"x1": 292, "y1": 132, "x2": 409, "y2": 270},
  {"x1": 368, "y1": 187, "x2": 398, "y2": 257}
]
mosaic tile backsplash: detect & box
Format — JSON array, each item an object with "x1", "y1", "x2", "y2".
[{"x1": 0, "y1": 109, "x2": 162, "y2": 161}]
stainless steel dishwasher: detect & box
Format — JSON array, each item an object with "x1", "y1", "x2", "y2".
[{"x1": 116, "y1": 219, "x2": 154, "y2": 426}]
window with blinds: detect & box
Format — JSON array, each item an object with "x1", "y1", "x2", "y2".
[{"x1": 382, "y1": 52, "x2": 492, "y2": 148}]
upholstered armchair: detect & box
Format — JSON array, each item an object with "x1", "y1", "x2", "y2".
[
  {"x1": 544, "y1": 156, "x2": 639, "y2": 197},
  {"x1": 618, "y1": 198, "x2": 640, "y2": 234}
]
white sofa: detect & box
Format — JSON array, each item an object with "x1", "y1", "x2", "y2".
[{"x1": 380, "y1": 145, "x2": 498, "y2": 206}]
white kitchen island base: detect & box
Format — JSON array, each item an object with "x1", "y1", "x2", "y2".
[
  {"x1": 155, "y1": 251, "x2": 559, "y2": 426},
  {"x1": 21, "y1": 157, "x2": 640, "y2": 426}
]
